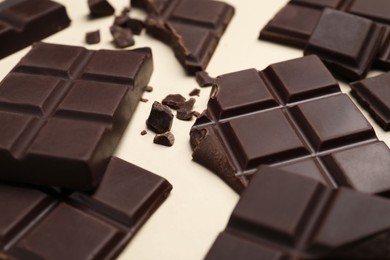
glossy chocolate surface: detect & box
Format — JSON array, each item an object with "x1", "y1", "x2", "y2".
[
  {"x1": 0, "y1": 42, "x2": 153, "y2": 190},
  {"x1": 131, "y1": 0, "x2": 234, "y2": 74},
  {"x1": 0, "y1": 0, "x2": 70, "y2": 59},
  {"x1": 205, "y1": 166, "x2": 390, "y2": 259},
  {"x1": 0, "y1": 157, "x2": 172, "y2": 260},
  {"x1": 351, "y1": 72, "x2": 390, "y2": 131},
  {"x1": 190, "y1": 55, "x2": 390, "y2": 193}
]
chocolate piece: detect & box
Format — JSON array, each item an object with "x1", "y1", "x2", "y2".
[
  {"x1": 141, "y1": 130, "x2": 147, "y2": 135},
  {"x1": 304, "y1": 9, "x2": 384, "y2": 81},
  {"x1": 189, "y1": 88, "x2": 200, "y2": 96},
  {"x1": 260, "y1": 0, "x2": 390, "y2": 70},
  {"x1": 86, "y1": 30, "x2": 101, "y2": 44},
  {"x1": 0, "y1": 0, "x2": 70, "y2": 59},
  {"x1": 146, "y1": 101, "x2": 174, "y2": 134},
  {"x1": 195, "y1": 71, "x2": 216, "y2": 87},
  {"x1": 190, "y1": 55, "x2": 390, "y2": 194},
  {"x1": 0, "y1": 42, "x2": 153, "y2": 190},
  {"x1": 205, "y1": 166, "x2": 390, "y2": 259},
  {"x1": 110, "y1": 25, "x2": 135, "y2": 48},
  {"x1": 154, "y1": 132, "x2": 175, "y2": 146},
  {"x1": 144, "y1": 86, "x2": 153, "y2": 92},
  {"x1": 88, "y1": 0, "x2": 115, "y2": 17},
  {"x1": 162, "y1": 94, "x2": 186, "y2": 110},
  {"x1": 114, "y1": 12, "x2": 144, "y2": 35},
  {"x1": 350, "y1": 72, "x2": 390, "y2": 130},
  {"x1": 177, "y1": 97, "x2": 196, "y2": 121},
  {"x1": 0, "y1": 157, "x2": 171, "y2": 260},
  {"x1": 132, "y1": 0, "x2": 234, "y2": 74}
]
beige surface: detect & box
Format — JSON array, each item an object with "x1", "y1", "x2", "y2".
[{"x1": 0, "y1": 0, "x2": 389, "y2": 259}]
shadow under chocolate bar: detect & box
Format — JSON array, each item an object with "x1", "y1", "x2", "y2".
[
  {"x1": 205, "y1": 166, "x2": 390, "y2": 259},
  {"x1": 0, "y1": 0, "x2": 71, "y2": 59},
  {"x1": 132, "y1": 0, "x2": 234, "y2": 74},
  {"x1": 0, "y1": 42, "x2": 154, "y2": 190},
  {"x1": 190, "y1": 55, "x2": 390, "y2": 194},
  {"x1": 259, "y1": 0, "x2": 390, "y2": 71},
  {"x1": 0, "y1": 156, "x2": 172, "y2": 260}
]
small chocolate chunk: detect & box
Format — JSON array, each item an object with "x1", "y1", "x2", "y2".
[
  {"x1": 88, "y1": 0, "x2": 115, "y2": 17},
  {"x1": 189, "y1": 88, "x2": 200, "y2": 96},
  {"x1": 177, "y1": 98, "x2": 196, "y2": 121},
  {"x1": 146, "y1": 101, "x2": 174, "y2": 134},
  {"x1": 141, "y1": 97, "x2": 149, "y2": 103},
  {"x1": 144, "y1": 86, "x2": 153, "y2": 92},
  {"x1": 141, "y1": 130, "x2": 147, "y2": 135},
  {"x1": 154, "y1": 132, "x2": 175, "y2": 147},
  {"x1": 162, "y1": 94, "x2": 186, "y2": 110},
  {"x1": 110, "y1": 25, "x2": 135, "y2": 48},
  {"x1": 85, "y1": 30, "x2": 101, "y2": 44},
  {"x1": 196, "y1": 71, "x2": 216, "y2": 87}
]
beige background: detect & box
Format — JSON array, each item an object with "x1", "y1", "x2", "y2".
[{"x1": 0, "y1": 0, "x2": 389, "y2": 259}]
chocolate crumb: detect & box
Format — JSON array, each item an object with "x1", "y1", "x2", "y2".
[
  {"x1": 189, "y1": 88, "x2": 200, "y2": 96},
  {"x1": 141, "y1": 130, "x2": 147, "y2": 135},
  {"x1": 162, "y1": 94, "x2": 186, "y2": 110},
  {"x1": 110, "y1": 25, "x2": 134, "y2": 48},
  {"x1": 146, "y1": 101, "x2": 174, "y2": 134},
  {"x1": 177, "y1": 98, "x2": 196, "y2": 121},
  {"x1": 144, "y1": 86, "x2": 153, "y2": 92},
  {"x1": 196, "y1": 71, "x2": 215, "y2": 87},
  {"x1": 154, "y1": 132, "x2": 175, "y2": 147},
  {"x1": 85, "y1": 30, "x2": 100, "y2": 44},
  {"x1": 140, "y1": 97, "x2": 149, "y2": 103},
  {"x1": 88, "y1": 0, "x2": 115, "y2": 17}
]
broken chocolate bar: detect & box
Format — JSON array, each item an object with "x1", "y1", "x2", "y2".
[
  {"x1": 132, "y1": 0, "x2": 234, "y2": 74},
  {"x1": 0, "y1": 157, "x2": 172, "y2": 260},
  {"x1": 190, "y1": 55, "x2": 390, "y2": 194},
  {"x1": 205, "y1": 166, "x2": 390, "y2": 259},
  {"x1": 0, "y1": 42, "x2": 153, "y2": 190}
]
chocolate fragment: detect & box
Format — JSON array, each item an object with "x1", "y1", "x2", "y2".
[
  {"x1": 304, "y1": 9, "x2": 384, "y2": 81},
  {"x1": 110, "y1": 25, "x2": 135, "y2": 48},
  {"x1": 154, "y1": 132, "x2": 175, "y2": 146},
  {"x1": 140, "y1": 97, "x2": 149, "y2": 103},
  {"x1": 206, "y1": 166, "x2": 390, "y2": 259},
  {"x1": 146, "y1": 101, "x2": 174, "y2": 134},
  {"x1": 88, "y1": 0, "x2": 115, "y2": 17},
  {"x1": 196, "y1": 71, "x2": 216, "y2": 87},
  {"x1": 189, "y1": 88, "x2": 200, "y2": 96},
  {"x1": 190, "y1": 55, "x2": 390, "y2": 194},
  {"x1": 0, "y1": 0, "x2": 71, "y2": 59},
  {"x1": 132, "y1": 0, "x2": 235, "y2": 74},
  {"x1": 177, "y1": 98, "x2": 196, "y2": 121},
  {"x1": 114, "y1": 10, "x2": 144, "y2": 35},
  {"x1": 0, "y1": 157, "x2": 171, "y2": 260},
  {"x1": 144, "y1": 86, "x2": 153, "y2": 92},
  {"x1": 0, "y1": 42, "x2": 153, "y2": 190},
  {"x1": 141, "y1": 130, "x2": 147, "y2": 135},
  {"x1": 350, "y1": 72, "x2": 390, "y2": 131},
  {"x1": 85, "y1": 30, "x2": 101, "y2": 44},
  {"x1": 162, "y1": 94, "x2": 186, "y2": 110}
]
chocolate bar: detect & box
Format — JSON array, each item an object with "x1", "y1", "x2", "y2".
[
  {"x1": 0, "y1": 42, "x2": 153, "y2": 190},
  {"x1": 260, "y1": 0, "x2": 390, "y2": 71},
  {"x1": 350, "y1": 72, "x2": 390, "y2": 131},
  {"x1": 0, "y1": 156, "x2": 172, "y2": 260},
  {"x1": 0, "y1": 0, "x2": 70, "y2": 59},
  {"x1": 131, "y1": 0, "x2": 234, "y2": 74},
  {"x1": 205, "y1": 166, "x2": 390, "y2": 259},
  {"x1": 190, "y1": 55, "x2": 390, "y2": 193}
]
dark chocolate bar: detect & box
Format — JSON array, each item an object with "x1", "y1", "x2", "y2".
[
  {"x1": 260, "y1": 0, "x2": 390, "y2": 71},
  {"x1": 0, "y1": 42, "x2": 153, "y2": 190},
  {"x1": 190, "y1": 55, "x2": 390, "y2": 194},
  {"x1": 350, "y1": 72, "x2": 390, "y2": 131},
  {"x1": 0, "y1": 156, "x2": 172, "y2": 260},
  {"x1": 131, "y1": 0, "x2": 234, "y2": 74},
  {"x1": 0, "y1": 0, "x2": 70, "y2": 59},
  {"x1": 205, "y1": 166, "x2": 390, "y2": 259}
]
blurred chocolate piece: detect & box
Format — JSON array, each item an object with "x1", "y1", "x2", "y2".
[
  {"x1": 146, "y1": 101, "x2": 174, "y2": 134},
  {"x1": 304, "y1": 9, "x2": 384, "y2": 81},
  {"x1": 141, "y1": 130, "x2": 147, "y2": 135},
  {"x1": 190, "y1": 55, "x2": 390, "y2": 194},
  {"x1": 177, "y1": 98, "x2": 196, "y2": 120},
  {"x1": 0, "y1": 42, "x2": 153, "y2": 190},
  {"x1": 162, "y1": 94, "x2": 186, "y2": 110},
  {"x1": 114, "y1": 11, "x2": 144, "y2": 35},
  {"x1": 350, "y1": 72, "x2": 390, "y2": 131},
  {"x1": 189, "y1": 88, "x2": 200, "y2": 96},
  {"x1": 206, "y1": 166, "x2": 390, "y2": 259},
  {"x1": 132, "y1": 0, "x2": 234, "y2": 74},
  {"x1": 85, "y1": 30, "x2": 101, "y2": 44},
  {"x1": 0, "y1": 157, "x2": 171, "y2": 260},
  {"x1": 154, "y1": 132, "x2": 175, "y2": 146},
  {"x1": 0, "y1": 0, "x2": 71, "y2": 59},
  {"x1": 110, "y1": 25, "x2": 135, "y2": 48},
  {"x1": 196, "y1": 71, "x2": 216, "y2": 87},
  {"x1": 88, "y1": 0, "x2": 115, "y2": 17},
  {"x1": 144, "y1": 86, "x2": 153, "y2": 92}
]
